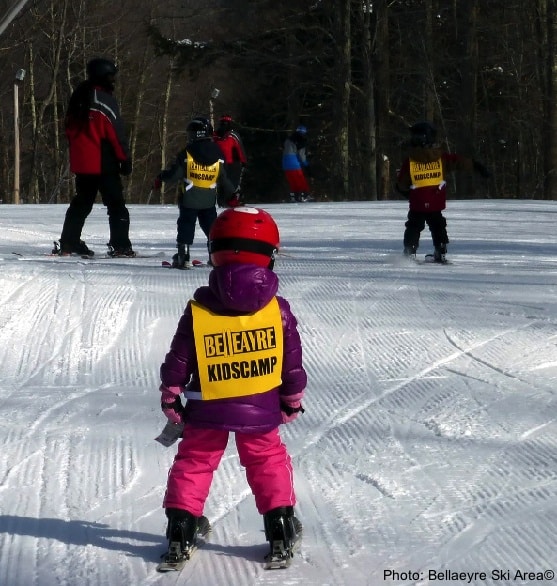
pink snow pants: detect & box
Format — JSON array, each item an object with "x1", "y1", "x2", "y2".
[{"x1": 163, "y1": 425, "x2": 296, "y2": 517}]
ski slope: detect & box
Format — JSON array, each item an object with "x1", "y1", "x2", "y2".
[{"x1": 0, "y1": 200, "x2": 556, "y2": 586}]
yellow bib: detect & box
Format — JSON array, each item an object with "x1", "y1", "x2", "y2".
[
  {"x1": 191, "y1": 298, "x2": 284, "y2": 400},
  {"x1": 184, "y1": 152, "x2": 219, "y2": 191},
  {"x1": 409, "y1": 158, "x2": 444, "y2": 188}
]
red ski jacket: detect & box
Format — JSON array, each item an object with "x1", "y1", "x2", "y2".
[
  {"x1": 214, "y1": 131, "x2": 247, "y2": 165},
  {"x1": 65, "y1": 85, "x2": 130, "y2": 175},
  {"x1": 396, "y1": 147, "x2": 474, "y2": 212}
]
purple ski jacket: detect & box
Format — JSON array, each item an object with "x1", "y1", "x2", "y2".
[{"x1": 160, "y1": 263, "x2": 307, "y2": 433}]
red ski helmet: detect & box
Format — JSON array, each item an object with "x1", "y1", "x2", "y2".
[{"x1": 209, "y1": 207, "x2": 280, "y2": 268}]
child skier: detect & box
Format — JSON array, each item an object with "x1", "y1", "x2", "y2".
[
  {"x1": 153, "y1": 116, "x2": 237, "y2": 268},
  {"x1": 158, "y1": 206, "x2": 307, "y2": 568},
  {"x1": 396, "y1": 121, "x2": 490, "y2": 262}
]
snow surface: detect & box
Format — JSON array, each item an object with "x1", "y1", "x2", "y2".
[{"x1": 1, "y1": 200, "x2": 557, "y2": 586}]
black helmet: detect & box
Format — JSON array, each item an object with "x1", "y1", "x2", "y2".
[
  {"x1": 187, "y1": 116, "x2": 213, "y2": 141},
  {"x1": 409, "y1": 121, "x2": 437, "y2": 147},
  {"x1": 87, "y1": 58, "x2": 117, "y2": 81}
]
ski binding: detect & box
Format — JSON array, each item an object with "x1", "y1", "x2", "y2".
[{"x1": 156, "y1": 516, "x2": 211, "y2": 572}]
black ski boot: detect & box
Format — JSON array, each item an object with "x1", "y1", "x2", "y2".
[
  {"x1": 403, "y1": 244, "x2": 417, "y2": 260},
  {"x1": 157, "y1": 509, "x2": 211, "y2": 572},
  {"x1": 433, "y1": 243, "x2": 447, "y2": 263},
  {"x1": 165, "y1": 508, "x2": 199, "y2": 558},
  {"x1": 54, "y1": 240, "x2": 94, "y2": 257},
  {"x1": 107, "y1": 244, "x2": 136, "y2": 258},
  {"x1": 172, "y1": 244, "x2": 191, "y2": 269},
  {"x1": 263, "y1": 506, "x2": 303, "y2": 569}
]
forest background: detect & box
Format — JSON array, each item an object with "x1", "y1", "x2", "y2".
[{"x1": 0, "y1": 0, "x2": 556, "y2": 205}]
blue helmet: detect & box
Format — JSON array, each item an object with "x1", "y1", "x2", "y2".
[{"x1": 295, "y1": 125, "x2": 307, "y2": 135}]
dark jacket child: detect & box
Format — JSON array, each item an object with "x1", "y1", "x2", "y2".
[
  {"x1": 396, "y1": 121, "x2": 490, "y2": 262},
  {"x1": 158, "y1": 206, "x2": 307, "y2": 568},
  {"x1": 54, "y1": 58, "x2": 134, "y2": 258},
  {"x1": 153, "y1": 117, "x2": 236, "y2": 268}
]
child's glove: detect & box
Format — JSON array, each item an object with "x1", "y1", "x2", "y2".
[
  {"x1": 280, "y1": 397, "x2": 305, "y2": 424},
  {"x1": 160, "y1": 384, "x2": 185, "y2": 424}
]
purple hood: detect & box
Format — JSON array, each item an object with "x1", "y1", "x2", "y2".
[{"x1": 160, "y1": 264, "x2": 307, "y2": 433}]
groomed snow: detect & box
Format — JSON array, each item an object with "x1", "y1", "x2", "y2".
[{"x1": 0, "y1": 200, "x2": 556, "y2": 586}]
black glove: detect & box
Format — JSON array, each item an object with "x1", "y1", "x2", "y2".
[
  {"x1": 473, "y1": 160, "x2": 491, "y2": 178},
  {"x1": 119, "y1": 159, "x2": 133, "y2": 176}
]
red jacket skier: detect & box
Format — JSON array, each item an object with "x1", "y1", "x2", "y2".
[
  {"x1": 213, "y1": 115, "x2": 247, "y2": 205},
  {"x1": 55, "y1": 57, "x2": 134, "y2": 257}
]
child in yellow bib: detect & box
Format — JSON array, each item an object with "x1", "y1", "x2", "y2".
[
  {"x1": 158, "y1": 207, "x2": 307, "y2": 566},
  {"x1": 153, "y1": 116, "x2": 236, "y2": 268}
]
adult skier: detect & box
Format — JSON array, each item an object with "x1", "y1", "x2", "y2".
[{"x1": 55, "y1": 57, "x2": 135, "y2": 257}]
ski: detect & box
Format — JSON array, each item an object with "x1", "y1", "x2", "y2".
[
  {"x1": 161, "y1": 260, "x2": 191, "y2": 270},
  {"x1": 14, "y1": 252, "x2": 157, "y2": 260},
  {"x1": 403, "y1": 254, "x2": 452, "y2": 265},
  {"x1": 161, "y1": 259, "x2": 206, "y2": 269},
  {"x1": 423, "y1": 254, "x2": 452, "y2": 265},
  {"x1": 11, "y1": 251, "x2": 94, "y2": 260},
  {"x1": 156, "y1": 516, "x2": 211, "y2": 573},
  {"x1": 264, "y1": 532, "x2": 302, "y2": 570}
]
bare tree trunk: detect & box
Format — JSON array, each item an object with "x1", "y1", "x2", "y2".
[
  {"x1": 27, "y1": 44, "x2": 38, "y2": 203},
  {"x1": 376, "y1": 0, "x2": 391, "y2": 199},
  {"x1": 127, "y1": 45, "x2": 150, "y2": 202},
  {"x1": 424, "y1": 0, "x2": 436, "y2": 119},
  {"x1": 454, "y1": 0, "x2": 479, "y2": 198},
  {"x1": 545, "y1": 0, "x2": 557, "y2": 199},
  {"x1": 159, "y1": 61, "x2": 174, "y2": 205},
  {"x1": 337, "y1": 0, "x2": 351, "y2": 198},
  {"x1": 361, "y1": 1, "x2": 378, "y2": 200},
  {"x1": 28, "y1": 0, "x2": 69, "y2": 203}
]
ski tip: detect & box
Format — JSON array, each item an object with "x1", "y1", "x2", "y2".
[{"x1": 162, "y1": 260, "x2": 194, "y2": 270}]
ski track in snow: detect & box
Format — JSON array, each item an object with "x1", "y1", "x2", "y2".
[{"x1": 0, "y1": 202, "x2": 557, "y2": 585}]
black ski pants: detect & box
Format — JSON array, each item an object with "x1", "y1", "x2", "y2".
[
  {"x1": 404, "y1": 210, "x2": 449, "y2": 251},
  {"x1": 60, "y1": 173, "x2": 131, "y2": 249},
  {"x1": 176, "y1": 206, "x2": 217, "y2": 249}
]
